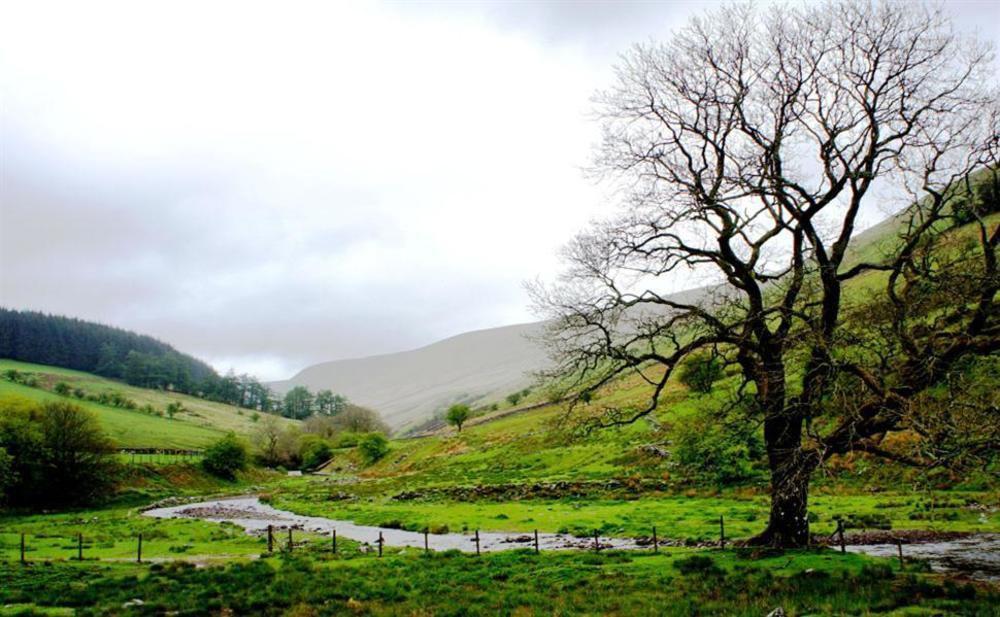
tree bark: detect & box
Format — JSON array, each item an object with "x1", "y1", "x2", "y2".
[
  {"x1": 752, "y1": 374, "x2": 817, "y2": 548},
  {"x1": 754, "y1": 444, "x2": 816, "y2": 547}
]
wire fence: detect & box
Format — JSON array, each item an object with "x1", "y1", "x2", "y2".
[{"x1": 4, "y1": 517, "x2": 894, "y2": 566}]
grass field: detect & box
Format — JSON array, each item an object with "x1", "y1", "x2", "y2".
[
  {"x1": 268, "y1": 484, "x2": 1000, "y2": 542},
  {"x1": 0, "y1": 359, "x2": 297, "y2": 448},
  {"x1": 1, "y1": 545, "x2": 993, "y2": 616}
]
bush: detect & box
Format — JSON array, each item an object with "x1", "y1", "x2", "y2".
[
  {"x1": 299, "y1": 436, "x2": 333, "y2": 470},
  {"x1": 334, "y1": 432, "x2": 360, "y2": 448},
  {"x1": 678, "y1": 351, "x2": 724, "y2": 393},
  {"x1": 673, "y1": 411, "x2": 765, "y2": 486},
  {"x1": 673, "y1": 555, "x2": 723, "y2": 577},
  {"x1": 53, "y1": 381, "x2": 71, "y2": 396},
  {"x1": 358, "y1": 433, "x2": 389, "y2": 465},
  {"x1": 202, "y1": 434, "x2": 248, "y2": 479}
]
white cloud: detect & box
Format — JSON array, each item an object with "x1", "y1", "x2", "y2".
[{"x1": 2, "y1": 0, "x2": 997, "y2": 379}]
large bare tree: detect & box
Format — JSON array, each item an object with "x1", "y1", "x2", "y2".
[{"x1": 533, "y1": 0, "x2": 999, "y2": 547}]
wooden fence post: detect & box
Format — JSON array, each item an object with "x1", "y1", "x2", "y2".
[
  {"x1": 719, "y1": 516, "x2": 726, "y2": 550},
  {"x1": 474, "y1": 530, "x2": 480, "y2": 556},
  {"x1": 137, "y1": 533, "x2": 142, "y2": 563},
  {"x1": 378, "y1": 532, "x2": 384, "y2": 558},
  {"x1": 267, "y1": 525, "x2": 273, "y2": 553},
  {"x1": 287, "y1": 528, "x2": 293, "y2": 552},
  {"x1": 593, "y1": 529, "x2": 600, "y2": 553},
  {"x1": 332, "y1": 529, "x2": 337, "y2": 555},
  {"x1": 896, "y1": 540, "x2": 904, "y2": 568},
  {"x1": 424, "y1": 528, "x2": 429, "y2": 554},
  {"x1": 652, "y1": 526, "x2": 658, "y2": 553},
  {"x1": 837, "y1": 520, "x2": 845, "y2": 554},
  {"x1": 78, "y1": 533, "x2": 83, "y2": 561},
  {"x1": 534, "y1": 529, "x2": 539, "y2": 554},
  {"x1": 20, "y1": 533, "x2": 25, "y2": 563}
]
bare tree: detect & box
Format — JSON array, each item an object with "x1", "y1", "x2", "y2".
[
  {"x1": 252, "y1": 414, "x2": 283, "y2": 465},
  {"x1": 533, "y1": 0, "x2": 998, "y2": 547}
]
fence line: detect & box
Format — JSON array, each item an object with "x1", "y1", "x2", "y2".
[{"x1": 6, "y1": 515, "x2": 903, "y2": 565}]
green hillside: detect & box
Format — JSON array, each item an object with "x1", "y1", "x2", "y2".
[{"x1": 0, "y1": 359, "x2": 296, "y2": 449}]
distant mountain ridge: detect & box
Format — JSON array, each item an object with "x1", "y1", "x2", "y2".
[
  {"x1": 271, "y1": 321, "x2": 550, "y2": 431},
  {"x1": 273, "y1": 285, "x2": 719, "y2": 431}
]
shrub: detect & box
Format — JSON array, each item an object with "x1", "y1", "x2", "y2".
[
  {"x1": 678, "y1": 351, "x2": 724, "y2": 393},
  {"x1": 299, "y1": 436, "x2": 333, "y2": 470},
  {"x1": 202, "y1": 434, "x2": 248, "y2": 479},
  {"x1": 53, "y1": 382, "x2": 71, "y2": 396},
  {"x1": 165, "y1": 401, "x2": 184, "y2": 419},
  {"x1": 335, "y1": 432, "x2": 360, "y2": 448},
  {"x1": 673, "y1": 411, "x2": 765, "y2": 486},
  {"x1": 673, "y1": 555, "x2": 723, "y2": 577},
  {"x1": 358, "y1": 433, "x2": 389, "y2": 465}
]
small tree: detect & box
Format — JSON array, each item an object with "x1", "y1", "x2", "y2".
[
  {"x1": 358, "y1": 433, "x2": 389, "y2": 465},
  {"x1": 330, "y1": 404, "x2": 389, "y2": 434},
  {"x1": 202, "y1": 433, "x2": 248, "y2": 479},
  {"x1": 38, "y1": 401, "x2": 117, "y2": 505},
  {"x1": 446, "y1": 404, "x2": 470, "y2": 433},
  {"x1": 252, "y1": 415, "x2": 283, "y2": 466}
]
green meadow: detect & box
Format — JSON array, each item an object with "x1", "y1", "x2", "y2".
[{"x1": 0, "y1": 359, "x2": 296, "y2": 448}]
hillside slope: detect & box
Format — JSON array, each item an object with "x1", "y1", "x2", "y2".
[
  {"x1": 275, "y1": 322, "x2": 550, "y2": 431},
  {"x1": 0, "y1": 359, "x2": 297, "y2": 448}
]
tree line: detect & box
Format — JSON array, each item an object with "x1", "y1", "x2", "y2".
[
  {"x1": 0, "y1": 309, "x2": 357, "y2": 421},
  {"x1": 0, "y1": 309, "x2": 214, "y2": 393}
]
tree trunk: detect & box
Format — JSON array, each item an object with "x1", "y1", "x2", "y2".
[
  {"x1": 751, "y1": 360, "x2": 816, "y2": 548},
  {"x1": 754, "y1": 447, "x2": 815, "y2": 547}
]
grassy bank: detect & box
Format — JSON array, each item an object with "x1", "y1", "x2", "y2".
[
  {"x1": 1, "y1": 548, "x2": 993, "y2": 616},
  {"x1": 268, "y1": 481, "x2": 1000, "y2": 542}
]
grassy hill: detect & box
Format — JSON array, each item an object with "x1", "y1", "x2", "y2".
[{"x1": 0, "y1": 359, "x2": 296, "y2": 449}]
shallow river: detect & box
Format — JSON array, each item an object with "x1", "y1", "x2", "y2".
[
  {"x1": 144, "y1": 496, "x2": 642, "y2": 552},
  {"x1": 845, "y1": 535, "x2": 1000, "y2": 582},
  {"x1": 145, "y1": 496, "x2": 1000, "y2": 580}
]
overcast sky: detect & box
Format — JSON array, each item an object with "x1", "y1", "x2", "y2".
[{"x1": 2, "y1": 1, "x2": 998, "y2": 380}]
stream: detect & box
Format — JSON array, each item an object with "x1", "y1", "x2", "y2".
[
  {"x1": 144, "y1": 496, "x2": 642, "y2": 552},
  {"x1": 845, "y1": 535, "x2": 1000, "y2": 582},
  {"x1": 144, "y1": 496, "x2": 1000, "y2": 580}
]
